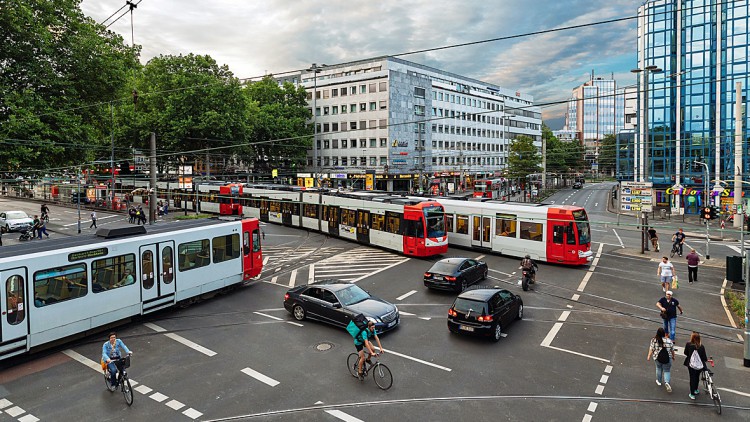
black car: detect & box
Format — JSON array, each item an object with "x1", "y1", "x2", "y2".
[
  {"x1": 447, "y1": 288, "x2": 523, "y2": 342},
  {"x1": 283, "y1": 280, "x2": 399, "y2": 333},
  {"x1": 572, "y1": 182, "x2": 582, "y2": 189},
  {"x1": 424, "y1": 257, "x2": 488, "y2": 292}
]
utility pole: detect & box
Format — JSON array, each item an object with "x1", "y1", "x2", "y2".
[
  {"x1": 110, "y1": 103, "x2": 115, "y2": 210},
  {"x1": 77, "y1": 166, "x2": 81, "y2": 234},
  {"x1": 734, "y1": 82, "x2": 744, "y2": 228},
  {"x1": 307, "y1": 63, "x2": 323, "y2": 186},
  {"x1": 541, "y1": 133, "x2": 547, "y2": 191},
  {"x1": 417, "y1": 121, "x2": 424, "y2": 193},
  {"x1": 149, "y1": 132, "x2": 157, "y2": 225}
]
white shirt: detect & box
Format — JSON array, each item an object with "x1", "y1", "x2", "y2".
[
  {"x1": 91, "y1": 212, "x2": 97, "y2": 219},
  {"x1": 659, "y1": 261, "x2": 674, "y2": 277}
]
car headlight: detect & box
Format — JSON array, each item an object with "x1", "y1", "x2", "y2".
[{"x1": 366, "y1": 317, "x2": 380, "y2": 324}]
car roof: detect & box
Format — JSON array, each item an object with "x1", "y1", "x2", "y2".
[
  {"x1": 436, "y1": 257, "x2": 470, "y2": 265},
  {"x1": 456, "y1": 288, "x2": 507, "y2": 301},
  {"x1": 307, "y1": 279, "x2": 353, "y2": 291}
]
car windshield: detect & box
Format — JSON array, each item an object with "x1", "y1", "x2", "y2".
[
  {"x1": 424, "y1": 206, "x2": 446, "y2": 238},
  {"x1": 336, "y1": 284, "x2": 371, "y2": 306},
  {"x1": 428, "y1": 261, "x2": 459, "y2": 274},
  {"x1": 6, "y1": 211, "x2": 29, "y2": 219},
  {"x1": 453, "y1": 298, "x2": 487, "y2": 314}
]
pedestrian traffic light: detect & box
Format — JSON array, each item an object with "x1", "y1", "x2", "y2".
[
  {"x1": 702, "y1": 206, "x2": 712, "y2": 220},
  {"x1": 709, "y1": 205, "x2": 718, "y2": 220}
]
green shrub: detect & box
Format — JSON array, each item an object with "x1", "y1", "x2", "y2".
[{"x1": 725, "y1": 290, "x2": 746, "y2": 328}]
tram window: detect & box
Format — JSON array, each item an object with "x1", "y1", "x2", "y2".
[
  {"x1": 269, "y1": 201, "x2": 281, "y2": 213},
  {"x1": 456, "y1": 215, "x2": 469, "y2": 234},
  {"x1": 213, "y1": 234, "x2": 241, "y2": 263},
  {"x1": 6, "y1": 275, "x2": 25, "y2": 324},
  {"x1": 341, "y1": 209, "x2": 356, "y2": 226},
  {"x1": 243, "y1": 231, "x2": 251, "y2": 255},
  {"x1": 552, "y1": 225, "x2": 564, "y2": 244},
  {"x1": 179, "y1": 239, "x2": 211, "y2": 271},
  {"x1": 303, "y1": 203, "x2": 319, "y2": 219},
  {"x1": 445, "y1": 214, "x2": 454, "y2": 232},
  {"x1": 142, "y1": 250, "x2": 155, "y2": 290},
  {"x1": 520, "y1": 221, "x2": 543, "y2": 242},
  {"x1": 34, "y1": 263, "x2": 88, "y2": 305},
  {"x1": 162, "y1": 246, "x2": 175, "y2": 284},
  {"x1": 252, "y1": 229, "x2": 261, "y2": 252},
  {"x1": 567, "y1": 223, "x2": 577, "y2": 245},
  {"x1": 385, "y1": 211, "x2": 401, "y2": 234},
  {"x1": 92, "y1": 254, "x2": 136, "y2": 292},
  {"x1": 371, "y1": 213, "x2": 385, "y2": 231},
  {"x1": 495, "y1": 214, "x2": 516, "y2": 237}
]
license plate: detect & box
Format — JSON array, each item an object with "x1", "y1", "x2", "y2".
[
  {"x1": 459, "y1": 325, "x2": 474, "y2": 332},
  {"x1": 388, "y1": 320, "x2": 396, "y2": 327}
]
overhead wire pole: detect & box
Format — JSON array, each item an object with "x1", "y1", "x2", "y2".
[{"x1": 307, "y1": 64, "x2": 323, "y2": 186}]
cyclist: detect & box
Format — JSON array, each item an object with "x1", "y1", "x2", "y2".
[
  {"x1": 40, "y1": 204, "x2": 50, "y2": 221},
  {"x1": 102, "y1": 332, "x2": 132, "y2": 388},
  {"x1": 520, "y1": 254, "x2": 538, "y2": 282},
  {"x1": 355, "y1": 320, "x2": 383, "y2": 380},
  {"x1": 671, "y1": 228, "x2": 686, "y2": 257}
]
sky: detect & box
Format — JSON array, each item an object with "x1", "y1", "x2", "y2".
[{"x1": 80, "y1": 0, "x2": 644, "y2": 130}]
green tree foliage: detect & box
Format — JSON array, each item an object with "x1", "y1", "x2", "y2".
[
  {"x1": 243, "y1": 76, "x2": 312, "y2": 172},
  {"x1": 542, "y1": 124, "x2": 566, "y2": 174},
  {"x1": 599, "y1": 133, "x2": 617, "y2": 175},
  {"x1": 507, "y1": 136, "x2": 542, "y2": 180},
  {"x1": 0, "y1": 0, "x2": 139, "y2": 173},
  {"x1": 562, "y1": 139, "x2": 585, "y2": 173}
]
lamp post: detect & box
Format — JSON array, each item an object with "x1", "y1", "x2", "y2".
[
  {"x1": 694, "y1": 160, "x2": 711, "y2": 259},
  {"x1": 631, "y1": 65, "x2": 662, "y2": 183},
  {"x1": 307, "y1": 63, "x2": 324, "y2": 187},
  {"x1": 77, "y1": 167, "x2": 82, "y2": 234}
]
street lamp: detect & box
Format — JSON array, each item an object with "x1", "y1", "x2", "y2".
[
  {"x1": 631, "y1": 65, "x2": 662, "y2": 183},
  {"x1": 307, "y1": 63, "x2": 325, "y2": 187}
]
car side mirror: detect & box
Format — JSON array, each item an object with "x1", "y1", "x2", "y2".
[{"x1": 332, "y1": 302, "x2": 342, "y2": 308}]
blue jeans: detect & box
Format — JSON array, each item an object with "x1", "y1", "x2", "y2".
[
  {"x1": 107, "y1": 361, "x2": 120, "y2": 385},
  {"x1": 655, "y1": 359, "x2": 672, "y2": 384},
  {"x1": 663, "y1": 317, "x2": 677, "y2": 341}
]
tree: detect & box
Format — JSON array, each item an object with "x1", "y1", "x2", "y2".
[
  {"x1": 0, "y1": 0, "x2": 139, "y2": 173},
  {"x1": 542, "y1": 124, "x2": 567, "y2": 174},
  {"x1": 599, "y1": 134, "x2": 617, "y2": 176},
  {"x1": 562, "y1": 140, "x2": 585, "y2": 174},
  {"x1": 507, "y1": 136, "x2": 542, "y2": 181}
]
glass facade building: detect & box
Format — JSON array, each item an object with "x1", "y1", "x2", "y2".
[{"x1": 622, "y1": 0, "x2": 750, "y2": 214}]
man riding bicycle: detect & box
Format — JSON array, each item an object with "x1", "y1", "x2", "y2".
[
  {"x1": 671, "y1": 228, "x2": 686, "y2": 257},
  {"x1": 520, "y1": 254, "x2": 538, "y2": 283},
  {"x1": 40, "y1": 204, "x2": 49, "y2": 221},
  {"x1": 355, "y1": 320, "x2": 383, "y2": 380},
  {"x1": 102, "y1": 332, "x2": 132, "y2": 388}
]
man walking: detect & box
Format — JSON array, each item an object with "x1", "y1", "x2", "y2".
[
  {"x1": 37, "y1": 217, "x2": 49, "y2": 239},
  {"x1": 90, "y1": 211, "x2": 97, "y2": 229},
  {"x1": 657, "y1": 256, "x2": 675, "y2": 292},
  {"x1": 686, "y1": 248, "x2": 700, "y2": 283},
  {"x1": 657, "y1": 291, "x2": 683, "y2": 342},
  {"x1": 647, "y1": 227, "x2": 659, "y2": 252}
]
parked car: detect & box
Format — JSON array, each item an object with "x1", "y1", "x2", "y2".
[
  {"x1": 284, "y1": 280, "x2": 399, "y2": 333},
  {"x1": 572, "y1": 182, "x2": 583, "y2": 189},
  {"x1": 447, "y1": 288, "x2": 523, "y2": 342},
  {"x1": 424, "y1": 257, "x2": 488, "y2": 292},
  {"x1": 0, "y1": 210, "x2": 34, "y2": 233}
]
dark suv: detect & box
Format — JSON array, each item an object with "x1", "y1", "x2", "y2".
[{"x1": 447, "y1": 288, "x2": 523, "y2": 342}]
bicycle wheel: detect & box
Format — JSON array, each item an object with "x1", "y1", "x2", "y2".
[
  {"x1": 347, "y1": 353, "x2": 360, "y2": 378},
  {"x1": 710, "y1": 386, "x2": 721, "y2": 415},
  {"x1": 372, "y1": 363, "x2": 393, "y2": 390},
  {"x1": 104, "y1": 371, "x2": 116, "y2": 392},
  {"x1": 122, "y1": 377, "x2": 133, "y2": 406},
  {"x1": 670, "y1": 245, "x2": 676, "y2": 258}
]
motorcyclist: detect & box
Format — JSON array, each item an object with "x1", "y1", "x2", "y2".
[{"x1": 520, "y1": 254, "x2": 538, "y2": 283}]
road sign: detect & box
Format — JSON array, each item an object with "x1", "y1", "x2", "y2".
[{"x1": 620, "y1": 181, "x2": 654, "y2": 213}]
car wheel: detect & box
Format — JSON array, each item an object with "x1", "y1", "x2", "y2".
[
  {"x1": 481, "y1": 269, "x2": 488, "y2": 281},
  {"x1": 292, "y1": 305, "x2": 306, "y2": 321},
  {"x1": 492, "y1": 323, "x2": 503, "y2": 342},
  {"x1": 516, "y1": 303, "x2": 524, "y2": 320},
  {"x1": 460, "y1": 279, "x2": 468, "y2": 291}
]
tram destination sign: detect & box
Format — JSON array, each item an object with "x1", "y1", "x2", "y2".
[
  {"x1": 620, "y1": 181, "x2": 654, "y2": 212},
  {"x1": 69, "y1": 247, "x2": 109, "y2": 262}
]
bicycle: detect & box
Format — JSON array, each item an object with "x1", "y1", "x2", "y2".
[
  {"x1": 104, "y1": 355, "x2": 134, "y2": 406},
  {"x1": 669, "y1": 242, "x2": 681, "y2": 258},
  {"x1": 347, "y1": 350, "x2": 393, "y2": 390},
  {"x1": 701, "y1": 357, "x2": 721, "y2": 415}
]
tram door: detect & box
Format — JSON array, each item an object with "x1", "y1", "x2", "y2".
[
  {"x1": 327, "y1": 206, "x2": 340, "y2": 237},
  {"x1": 356, "y1": 209, "x2": 370, "y2": 244},
  {"x1": 139, "y1": 241, "x2": 177, "y2": 314},
  {"x1": 259, "y1": 198, "x2": 269, "y2": 223},
  {"x1": 0, "y1": 267, "x2": 28, "y2": 358},
  {"x1": 281, "y1": 200, "x2": 293, "y2": 226},
  {"x1": 548, "y1": 224, "x2": 566, "y2": 263},
  {"x1": 471, "y1": 216, "x2": 491, "y2": 248}
]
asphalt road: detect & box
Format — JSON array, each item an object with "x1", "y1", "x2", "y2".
[{"x1": 1, "y1": 193, "x2": 749, "y2": 421}]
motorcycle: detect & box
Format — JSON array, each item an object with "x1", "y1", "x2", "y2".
[{"x1": 521, "y1": 269, "x2": 532, "y2": 291}]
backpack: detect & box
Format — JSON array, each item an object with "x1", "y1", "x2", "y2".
[
  {"x1": 346, "y1": 313, "x2": 368, "y2": 342},
  {"x1": 656, "y1": 345, "x2": 670, "y2": 364},
  {"x1": 689, "y1": 349, "x2": 703, "y2": 370}
]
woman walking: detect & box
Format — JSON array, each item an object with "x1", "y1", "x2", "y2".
[
  {"x1": 646, "y1": 327, "x2": 675, "y2": 392},
  {"x1": 683, "y1": 331, "x2": 708, "y2": 400}
]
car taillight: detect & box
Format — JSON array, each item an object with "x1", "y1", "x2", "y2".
[
  {"x1": 477, "y1": 315, "x2": 493, "y2": 322},
  {"x1": 424, "y1": 272, "x2": 432, "y2": 278},
  {"x1": 445, "y1": 276, "x2": 457, "y2": 282},
  {"x1": 284, "y1": 293, "x2": 289, "y2": 301},
  {"x1": 448, "y1": 308, "x2": 457, "y2": 317}
]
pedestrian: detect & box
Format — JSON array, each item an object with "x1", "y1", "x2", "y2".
[
  {"x1": 138, "y1": 206, "x2": 147, "y2": 225},
  {"x1": 646, "y1": 327, "x2": 675, "y2": 393},
  {"x1": 657, "y1": 290, "x2": 683, "y2": 342},
  {"x1": 128, "y1": 207, "x2": 136, "y2": 224},
  {"x1": 32, "y1": 215, "x2": 40, "y2": 239},
  {"x1": 648, "y1": 227, "x2": 659, "y2": 252},
  {"x1": 0, "y1": 227, "x2": 3, "y2": 246},
  {"x1": 261, "y1": 229, "x2": 265, "y2": 240},
  {"x1": 163, "y1": 202, "x2": 169, "y2": 215},
  {"x1": 657, "y1": 256, "x2": 675, "y2": 292},
  {"x1": 685, "y1": 248, "x2": 700, "y2": 283},
  {"x1": 37, "y1": 217, "x2": 49, "y2": 239},
  {"x1": 90, "y1": 211, "x2": 97, "y2": 229},
  {"x1": 683, "y1": 331, "x2": 708, "y2": 400},
  {"x1": 671, "y1": 228, "x2": 686, "y2": 257}
]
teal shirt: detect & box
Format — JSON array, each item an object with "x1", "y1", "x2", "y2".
[{"x1": 354, "y1": 327, "x2": 377, "y2": 346}]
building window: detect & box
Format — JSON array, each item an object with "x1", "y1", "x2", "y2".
[
  {"x1": 341, "y1": 105, "x2": 347, "y2": 114},
  {"x1": 369, "y1": 120, "x2": 376, "y2": 129},
  {"x1": 350, "y1": 104, "x2": 357, "y2": 113},
  {"x1": 414, "y1": 105, "x2": 425, "y2": 115},
  {"x1": 379, "y1": 81, "x2": 387, "y2": 92},
  {"x1": 322, "y1": 89, "x2": 329, "y2": 99},
  {"x1": 379, "y1": 138, "x2": 387, "y2": 147},
  {"x1": 342, "y1": 139, "x2": 348, "y2": 148},
  {"x1": 332, "y1": 105, "x2": 338, "y2": 115},
  {"x1": 212, "y1": 234, "x2": 240, "y2": 263},
  {"x1": 323, "y1": 140, "x2": 330, "y2": 149},
  {"x1": 370, "y1": 138, "x2": 376, "y2": 148},
  {"x1": 360, "y1": 120, "x2": 366, "y2": 130},
  {"x1": 340, "y1": 88, "x2": 347, "y2": 97},
  {"x1": 360, "y1": 85, "x2": 366, "y2": 94},
  {"x1": 379, "y1": 100, "x2": 387, "y2": 110},
  {"x1": 359, "y1": 139, "x2": 366, "y2": 148},
  {"x1": 323, "y1": 123, "x2": 330, "y2": 132},
  {"x1": 360, "y1": 103, "x2": 367, "y2": 112},
  {"x1": 370, "y1": 157, "x2": 376, "y2": 166},
  {"x1": 332, "y1": 123, "x2": 339, "y2": 131},
  {"x1": 369, "y1": 102, "x2": 377, "y2": 111},
  {"x1": 332, "y1": 157, "x2": 338, "y2": 166},
  {"x1": 342, "y1": 157, "x2": 348, "y2": 166},
  {"x1": 369, "y1": 83, "x2": 376, "y2": 93},
  {"x1": 332, "y1": 139, "x2": 339, "y2": 149},
  {"x1": 332, "y1": 88, "x2": 338, "y2": 97},
  {"x1": 414, "y1": 87, "x2": 426, "y2": 98},
  {"x1": 350, "y1": 121, "x2": 357, "y2": 130},
  {"x1": 379, "y1": 119, "x2": 386, "y2": 129},
  {"x1": 350, "y1": 86, "x2": 356, "y2": 95},
  {"x1": 6, "y1": 275, "x2": 25, "y2": 323}
]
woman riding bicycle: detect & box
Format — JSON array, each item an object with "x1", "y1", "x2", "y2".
[
  {"x1": 355, "y1": 321, "x2": 383, "y2": 380},
  {"x1": 102, "y1": 332, "x2": 132, "y2": 388}
]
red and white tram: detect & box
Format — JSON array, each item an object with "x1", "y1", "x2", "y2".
[
  {"x1": 433, "y1": 199, "x2": 592, "y2": 265},
  {"x1": 238, "y1": 185, "x2": 448, "y2": 257},
  {"x1": 197, "y1": 182, "x2": 243, "y2": 215},
  {"x1": 473, "y1": 178, "x2": 504, "y2": 199},
  {"x1": 0, "y1": 218, "x2": 262, "y2": 360}
]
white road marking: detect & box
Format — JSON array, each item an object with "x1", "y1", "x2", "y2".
[
  {"x1": 6, "y1": 406, "x2": 25, "y2": 417},
  {"x1": 594, "y1": 385, "x2": 605, "y2": 395},
  {"x1": 19, "y1": 414, "x2": 39, "y2": 422},
  {"x1": 166, "y1": 400, "x2": 185, "y2": 410},
  {"x1": 349, "y1": 258, "x2": 410, "y2": 283},
  {"x1": 150, "y1": 392, "x2": 169, "y2": 402},
  {"x1": 325, "y1": 410, "x2": 364, "y2": 422},
  {"x1": 241, "y1": 367, "x2": 280, "y2": 387},
  {"x1": 254, "y1": 311, "x2": 283, "y2": 321},
  {"x1": 718, "y1": 387, "x2": 750, "y2": 398},
  {"x1": 587, "y1": 402, "x2": 598, "y2": 412},
  {"x1": 286, "y1": 321, "x2": 303, "y2": 327},
  {"x1": 396, "y1": 290, "x2": 417, "y2": 301},
  {"x1": 289, "y1": 269, "x2": 298, "y2": 287},
  {"x1": 726, "y1": 245, "x2": 742, "y2": 254},
  {"x1": 542, "y1": 345, "x2": 610, "y2": 363},
  {"x1": 135, "y1": 385, "x2": 153, "y2": 394},
  {"x1": 582, "y1": 414, "x2": 593, "y2": 422},
  {"x1": 418, "y1": 317, "x2": 432, "y2": 321},
  {"x1": 263, "y1": 256, "x2": 270, "y2": 265},
  {"x1": 720, "y1": 279, "x2": 738, "y2": 329},
  {"x1": 571, "y1": 294, "x2": 581, "y2": 301},
  {"x1": 0, "y1": 399, "x2": 10, "y2": 409},
  {"x1": 475, "y1": 254, "x2": 486, "y2": 260},
  {"x1": 183, "y1": 408, "x2": 203, "y2": 420},
  {"x1": 540, "y1": 323, "x2": 563, "y2": 347},
  {"x1": 144, "y1": 322, "x2": 217, "y2": 356},
  {"x1": 600, "y1": 375, "x2": 609, "y2": 384},
  {"x1": 399, "y1": 311, "x2": 416, "y2": 316},
  {"x1": 61, "y1": 349, "x2": 102, "y2": 371},
  {"x1": 489, "y1": 268, "x2": 513, "y2": 276},
  {"x1": 308, "y1": 263, "x2": 315, "y2": 283},
  {"x1": 271, "y1": 276, "x2": 278, "y2": 283},
  {"x1": 605, "y1": 365, "x2": 613, "y2": 374},
  {"x1": 558, "y1": 311, "x2": 571, "y2": 322},
  {"x1": 373, "y1": 346, "x2": 451, "y2": 372},
  {"x1": 594, "y1": 203, "x2": 598, "y2": 207},
  {"x1": 612, "y1": 229, "x2": 625, "y2": 248}
]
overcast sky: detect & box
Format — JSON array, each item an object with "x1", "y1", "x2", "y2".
[{"x1": 81, "y1": 0, "x2": 642, "y2": 129}]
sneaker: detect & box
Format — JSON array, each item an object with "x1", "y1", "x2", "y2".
[
  {"x1": 665, "y1": 383, "x2": 672, "y2": 392},
  {"x1": 656, "y1": 379, "x2": 662, "y2": 386},
  {"x1": 689, "y1": 394, "x2": 696, "y2": 400},
  {"x1": 694, "y1": 390, "x2": 700, "y2": 395},
  {"x1": 357, "y1": 372, "x2": 364, "y2": 381}
]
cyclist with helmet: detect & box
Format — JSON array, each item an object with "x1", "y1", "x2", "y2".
[{"x1": 520, "y1": 254, "x2": 538, "y2": 283}]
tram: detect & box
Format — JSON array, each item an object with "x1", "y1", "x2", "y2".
[
  {"x1": 237, "y1": 185, "x2": 448, "y2": 257},
  {"x1": 197, "y1": 182, "x2": 243, "y2": 215},
  {"x1": 473, "y1": 178, "x2": 504, "y2": 199},
  {"x1": 0, "y1": 218, "x2": 263, "y2": 360},
  {"x1": 433, "y1": 198, "x2": 592, "y2": 265}
]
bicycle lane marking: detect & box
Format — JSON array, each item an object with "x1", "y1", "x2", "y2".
[
  {"x1": 62, "y1": 349, "x2": 203, "y2": 420},
  {"x1": 143, "y1": 322, "x2": 217, "y2": 357},
  {"x1": 0, "y1": 397, "x2": 40, "y2": 422},
  {"x1": 325, "y1": 409, "x2": 364, "y2": 422}
]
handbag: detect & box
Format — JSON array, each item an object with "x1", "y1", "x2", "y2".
[
  {"x1": 671, "y1": 275, "x2": 679, "y2": 290},
  {"x1": 660, "y1": 310, "x2": 668, "y2": 319}
]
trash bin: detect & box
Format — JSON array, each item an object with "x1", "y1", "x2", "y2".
[{"x1": 726, "y1": 256, "x2": 743, "y2": 283}]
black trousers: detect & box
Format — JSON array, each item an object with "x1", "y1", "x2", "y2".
[
  {"x1": 688, "y1": 266, "x2": 698, "y2": 283},
  {"x1": 688, "y1": 367, "x2": 702, "y2": 394}
]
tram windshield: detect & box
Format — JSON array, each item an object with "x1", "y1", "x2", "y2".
[
  {"x1": 572, "y1": 210, "x2": 591, "y2": 244},
  {"x1": 424, "y1": 205, "x2": 446, "y2": 238}
]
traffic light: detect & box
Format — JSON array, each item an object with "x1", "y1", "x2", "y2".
[
  {"x1": 702, "y1": 206, "x2": 712, "y2": 220},
  {"x1": 709, "y1": 205, "x2": 718, "y2": 220}
]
